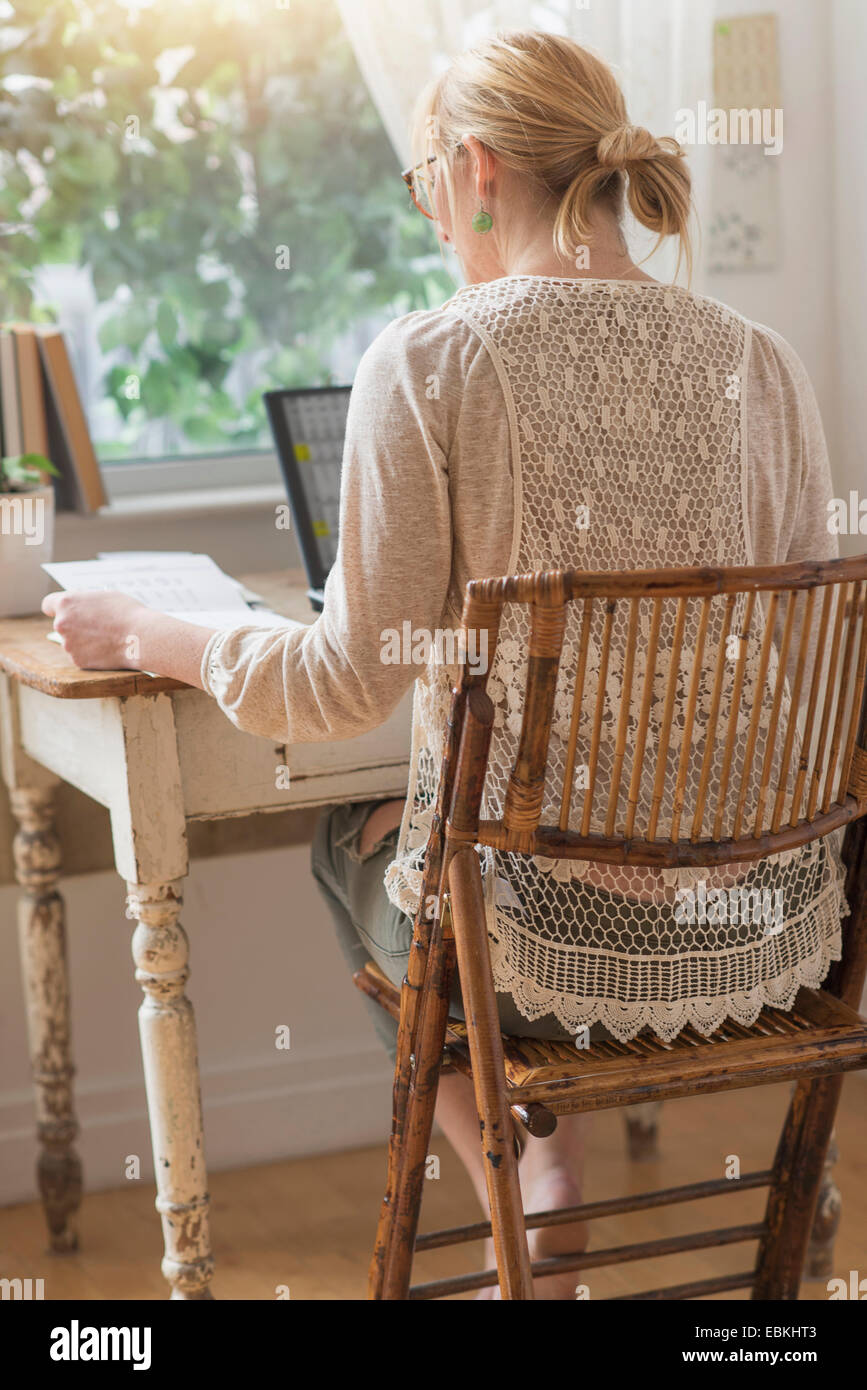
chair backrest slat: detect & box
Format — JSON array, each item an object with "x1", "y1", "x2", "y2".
[
  {"x1": 732, "y1": 591, "x2": 779, "y2": 839},
  {"x1": 771, "y1": 586, "x2": 815, "y2": 833},
  {"x1": 502, "y1": 591, "x2": 567, "y2": 849},
  {"x1": 605, "y1": 597, "x2": 640, "y2": 836},
  {"x1": 807, "y1": 583, "x2": 849, "y2": 819},
  {"x1": 454, "y1": 555, "x2": 867, "y2": 870},
  {"x1": 753, "y1": 589, "x2": 798, "y2": 836},
  {"x1": 580, "y1": 598, "x2": 616, "y2": 836},
  {"x1": 691, "y1": 593, "x2": 736, "y2": 843},
  {"x1": 670, "y1": 597, "x2": 712, "y2": 842},
  {"x1": 838, "y1": 584, "x2": 867, "y2": 803},
  {"x1": 822, "y1": 581, "x2": 862, "y2": 813},
  {"x1": 648, "y1": 595, "x2": 688, "y2": 840},
  {"x1": 790, "y1": 583, "x2": 835, "y2": 827},
  {"x1": 559, "y1": 597, "x2": 594, "y2": 831},
  {"x1": 713, "y1": 590, "x2": 756, "y2": 840},
  {"x1": 626, "y1": 597, "x2": 663, "y2": 838}
]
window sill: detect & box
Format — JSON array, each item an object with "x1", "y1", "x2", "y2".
[
  {"x1": 55, "y1": 481, "x2": 286, "y2": 532},
  {"x1": 99, "y1": 450, "x2": 282, "y2": 501},
  {"x1": 51, "y1": 479, "x2": 294, "y2": 574}
]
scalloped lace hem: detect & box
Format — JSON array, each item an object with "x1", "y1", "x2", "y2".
[
  {"x1": 488, "y1": 901, "x2": 845, "y2": 1045},
  {"x1": 385, "y1": 856, "x2": 849, "y2": 1045}
]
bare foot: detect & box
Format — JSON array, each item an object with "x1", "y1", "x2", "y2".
[
  {"x1": 525, "y1": 1166, "x2": 588, "y2": 1300},
  {"x1": 475, "y1": 1246, "x2": 500, "y2": 1299},
  {"x1": 475, "y1": 1166, "x2": 588, "y2": 1300}
]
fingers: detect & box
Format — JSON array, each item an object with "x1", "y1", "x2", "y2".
[{"x1": 42, "y1": 590, "x2": 74, "y2": 635}]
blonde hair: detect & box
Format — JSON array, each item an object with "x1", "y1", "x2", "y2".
[{"x1": 412, "y1": 29, "x2": 692, "y2": 282}]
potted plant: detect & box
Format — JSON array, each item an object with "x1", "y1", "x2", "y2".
[{"x1": 0, "y1": 453, "x2": 61, "y2": 618}]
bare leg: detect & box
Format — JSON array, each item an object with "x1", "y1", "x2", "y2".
[
  {"x1": 435, "y1": 1071, "x2": 490, "y2": 1210},
  {"x1": 436, "y1": 1071, "x2": 590, "y2": 1299}
]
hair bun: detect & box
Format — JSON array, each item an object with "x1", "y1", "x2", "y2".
[{"x1": 596, "y1": 123, "x2": 658, "y2": 170}]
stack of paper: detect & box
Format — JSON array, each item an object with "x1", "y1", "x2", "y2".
[{"x1": 42, "y1": 552, "x2": 302, "y2": 633}]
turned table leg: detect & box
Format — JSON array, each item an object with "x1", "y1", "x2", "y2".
[
  {"x1": 127, "y1": 879, "x2": 214, "y2": 1299},
  {"x1": 106, "y1": 692, "x2": 214, "y2": 1298},
  {"x1": 11, "y1": 785, "x2": 82, "y2": 1253}
]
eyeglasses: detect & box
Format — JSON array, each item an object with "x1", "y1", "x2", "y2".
[{"x1": 401, "y1": 154, "x2": 438, "y2": 220}]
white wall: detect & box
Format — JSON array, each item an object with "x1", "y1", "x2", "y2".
[
  {"x1": 700, "y1": 0, "x2": 865, "y2": 554},
  {"x1": 0, "y1": 842, "x2": 393, "y2": 1204},
  {"x1": 830, "y1": 0, "x2": 867, "y2": 551}
]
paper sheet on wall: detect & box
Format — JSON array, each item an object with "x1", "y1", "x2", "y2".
[{"x1": 708, "y1": 14, "x2": 782, "y2": 271}]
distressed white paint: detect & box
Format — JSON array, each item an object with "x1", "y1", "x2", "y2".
[
  {"x1": 17, "y1": 687, "x2": 126, "y2": 808},
  {"x1": 0, "y1": 676, "x2": 60, "y2": 795},
  {"x1": 174, "y1": 685, "x2": 413, "y2": 818},
  {"x1": 112, "y1": 695, "x2": 188, "y2": 885},
  {"x1": 1, "y1": 677, "x2": 82, "y2": 1251},
  {"x1": 129, "y1": 879, "x2": 213, "y2": 1299}
]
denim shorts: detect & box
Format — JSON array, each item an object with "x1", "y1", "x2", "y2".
[{"x1": 311, "y1": 799, "x2": 619, "y2": 1063}]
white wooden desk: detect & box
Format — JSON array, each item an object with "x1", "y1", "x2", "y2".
[{"x1": 0, "y1": 572, "x2": 411, "y2": 1298}]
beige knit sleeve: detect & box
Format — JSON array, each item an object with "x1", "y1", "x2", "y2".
[
  {"x1": 199, "y1": 309, "x2": 474, "y2": 743},
  {"x1": 745, "y1": 323, "x2": 839, "y2": 698},
  {"x1": 746, "y1": 323, "x2": 839, "y2": 568}
]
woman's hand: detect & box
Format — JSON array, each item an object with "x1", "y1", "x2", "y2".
[
  {"x1": 41, "y1": 590, "x2": 153, "y2": 671},
  {"x1": 41, "y1": 589, "x2": 215, "y2": 688}
]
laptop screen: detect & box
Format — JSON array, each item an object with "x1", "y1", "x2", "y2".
[{"x1": 264, "y1": 385, "x2": 351, "y2": 601}]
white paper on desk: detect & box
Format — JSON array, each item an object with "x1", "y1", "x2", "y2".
[
  {"x1": 96, "y1": 551, "x2": 267, "y2": 605},
  {"x1": 42, "y1": 554, "x2": 305, "y2": 635},
  {"x1": 43, "y1": 554, "x2": 249, "y2": 612}
]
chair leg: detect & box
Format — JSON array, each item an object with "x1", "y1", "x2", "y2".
[
  {"x1": 449, "y1": 847, "x2": 534, "y2": 1300},
  {"x1": 368, "y1": 941, "x2": 423, "y2": 1299},
  {"x1": 804, "y1": 1131, "x2": 841, "y2": 1280},
  {"x1": 625, "y1": 1101, "x2": 662, "y2": 1160},
  {"x1": 752, "y1": 1073, "x2": 845, "y2": 1300},
  {"x1": 371, "y1": 924, "x2": 454, "y2": 1300},
  {"x1": 368, "y1": 980, "x2": 417, "y2": 1298}
]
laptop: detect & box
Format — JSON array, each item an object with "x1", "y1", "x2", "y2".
[{"x1": 264, "y1": 385, "x2": 351, "y2": 611}]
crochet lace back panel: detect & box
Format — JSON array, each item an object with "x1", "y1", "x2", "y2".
[{"x1": 385, "y1": 277, "x2": 846, "y2": 1043}]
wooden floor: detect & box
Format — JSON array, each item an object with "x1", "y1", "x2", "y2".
[{"x1": 2, "y1": 1078, "x2": 865, "y2": 1300}]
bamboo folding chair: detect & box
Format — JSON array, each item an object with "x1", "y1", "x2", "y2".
[{"x1": 355, "y1": 555, "x2": 867, "y2": 1300}]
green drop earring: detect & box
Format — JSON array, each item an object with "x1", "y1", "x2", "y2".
[{"x1": 472, "y1": 200, "x2": 493, "y2": 234}]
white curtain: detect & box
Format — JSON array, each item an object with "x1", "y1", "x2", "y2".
[
  {"x1": 831, "y1": 0, "x2": 867, "y2": 557},
  {"x1": 336, "y1": 0, "x2": 715, "y2": 282}
]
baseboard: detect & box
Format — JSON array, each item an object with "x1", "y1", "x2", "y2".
[{"x1": 0, "y1": 1041, "x2": 393, "y2": 1208}]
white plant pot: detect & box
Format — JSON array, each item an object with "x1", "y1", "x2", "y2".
[{"x1": 0, "y1": 486, "x2": 56, "y2": 618}]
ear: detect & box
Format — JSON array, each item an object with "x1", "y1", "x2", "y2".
[{"x1": 460, "y1": 134, "x2": 495, "y2": 199}]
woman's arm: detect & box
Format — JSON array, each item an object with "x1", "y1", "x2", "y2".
[
  {"x1": 42, "y1": 308, "x2": 474, "y2": 739},
  {"x1": 192, "y1": 313, "x2": 469, "y2": 743},
  {"x1": 41, "y1": 589, "x2": 214, "y2": 687},
  {"x1": 746, "y1": 325, "x2": 840, "y2": 699}
]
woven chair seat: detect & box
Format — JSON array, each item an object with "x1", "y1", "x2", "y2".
[{"x1": 355, "y1": 960, "x2": 867, "y2": 1108}]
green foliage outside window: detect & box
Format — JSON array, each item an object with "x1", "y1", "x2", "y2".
[{"x1": 0, "y1": 0, "x2": 451, "y2": 458}]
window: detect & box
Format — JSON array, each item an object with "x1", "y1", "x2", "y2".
[{"x1": 0, "y1": 0, "x2": 451, "y2": 468}]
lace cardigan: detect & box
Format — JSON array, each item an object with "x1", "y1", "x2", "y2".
[{"x1": 201, "y1": 275, "x2": 847, "y2": 1041}]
